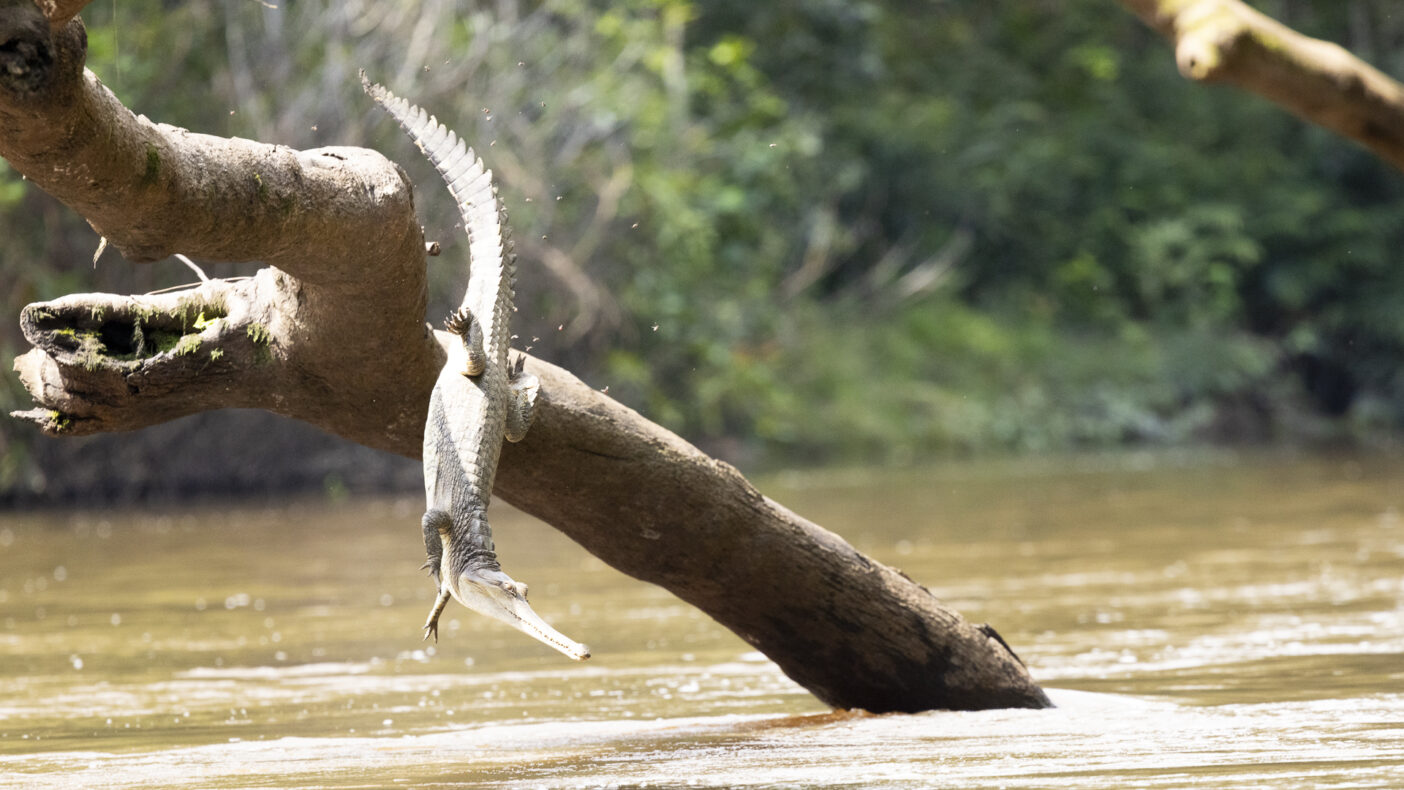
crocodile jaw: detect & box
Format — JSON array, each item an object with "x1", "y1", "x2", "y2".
[{"x1": 449, "y1": 568, "x2": 591, "y2": 661}]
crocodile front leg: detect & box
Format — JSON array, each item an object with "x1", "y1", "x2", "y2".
[
  {"x1": 423, "y1": 586, "x2": 451, "y2": 642},
  {"x1": 421, "y1": 508, "x2": 453, "y2": 642}
]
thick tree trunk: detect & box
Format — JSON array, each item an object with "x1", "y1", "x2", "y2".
[
  {"x1": 0, "y1": 1, "x2": 1049, "y2": 712},
  {"x1": 1118, "y1": 0, "x2": 1404, "y2": 172}
]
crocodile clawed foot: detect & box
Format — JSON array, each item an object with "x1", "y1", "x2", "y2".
[
  {"x1": 422, "y1": 585, "x2": 451, "y2": 643},
  {"x1": 443, "y1": 307, "x2": 485, "y2": 376},
  {"x1": 443, "y1": 307, "x2": 472, "y2": 335}
]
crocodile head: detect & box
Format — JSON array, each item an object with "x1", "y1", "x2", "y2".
[{"x1": 448, "y1": 565, "x2": 591, "y2": 661}]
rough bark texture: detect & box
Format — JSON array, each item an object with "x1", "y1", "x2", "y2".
[
  {"x1": 496, "y1": 361, "x2": 1044, "y2": 710},
  {"x1": 1119, "y1": 0, "x2": 1404, "y2": 172},
  {"x1": 1, "y1": 0, "x2": 1051, "y2": 712},
  {"x1": 1, "y1": 0, "x2": 437, "y2": 453}
]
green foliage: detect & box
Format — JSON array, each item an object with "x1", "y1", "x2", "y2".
[
  {"x1": 0, "y1": 161, "x2": 24, "y2": 208},
  {"x1": 651, "y1": 0, "x2": 1404, "y2": 458},
  {"x1": 4, "y1": 0, "x2": 1404, "y2": 488}
]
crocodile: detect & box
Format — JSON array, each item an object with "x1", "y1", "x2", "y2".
[{"x1": 362, "y1": 73, "x2": 589, "y2": 661}]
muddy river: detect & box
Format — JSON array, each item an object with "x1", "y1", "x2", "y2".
[{"x1": 1, "y1": 451, "x2": 1400, "y2": 787}]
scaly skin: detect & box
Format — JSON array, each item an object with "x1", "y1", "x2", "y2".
[{"x1": 363, "y1": 73, "x2": 588, "y2": 661}]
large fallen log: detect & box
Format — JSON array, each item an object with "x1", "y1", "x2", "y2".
[{"x1": 0, "y1": 0, "x2": 1050, "y2": 712}]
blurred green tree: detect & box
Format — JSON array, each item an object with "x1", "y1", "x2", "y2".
[{"x1": 4, "y1": 0, "x2": 1403, "y2": 499}]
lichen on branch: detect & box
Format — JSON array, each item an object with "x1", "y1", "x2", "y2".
[{"x1": 13, "y1": 275, "x2": 277, "y2": 435}]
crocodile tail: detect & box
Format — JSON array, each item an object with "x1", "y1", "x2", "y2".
[
  {"x1": 498, "y1": 191, "x2": 517, "y2": 304},
  {"x1": 360, "y1": 71, "x2": 509, "y2": 295}
]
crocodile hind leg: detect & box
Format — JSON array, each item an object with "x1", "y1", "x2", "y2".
[
  {"x1": 504, "y1": 354, "x2": 539, "y2": 443},
  {"x1": 444, "y1": 307, "x2": 486, "y2": 376}
]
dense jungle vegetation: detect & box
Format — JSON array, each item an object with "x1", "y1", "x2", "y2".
[{"x1": 3, "y1": 0, "x2": 1402, "y2": 499}]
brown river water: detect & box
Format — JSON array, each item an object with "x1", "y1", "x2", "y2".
[{"x1": 1, "y1": 451, "x2": 1400, "y2": 788}]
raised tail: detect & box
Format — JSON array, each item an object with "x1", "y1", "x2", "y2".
[{"x1": 360, "y1": 71, "x2": 509, "y2": 300}]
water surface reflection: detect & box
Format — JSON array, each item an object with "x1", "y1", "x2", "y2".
[{"x1": 2, "y1": 451, "x2": 1400, "y2": 787}]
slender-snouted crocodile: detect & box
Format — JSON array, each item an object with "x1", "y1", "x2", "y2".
[{"x1": 362, "y1": 72, "x2": 589, "y2": 661}]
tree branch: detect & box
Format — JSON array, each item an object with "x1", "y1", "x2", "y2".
[
  {"x1": 1, "y1": 1, "x2": 439, "y2": 455},
  {"x1": 1, "y1": 3, "x2": 1050, "y2": 712},
  {"x1": 14, "y1": 277, "x2": 275, "y2": 434},
  {"x1": 495, "y1": 358, "x2": 1047, "y2": 711},
  {"x1": 1118, "y1": 0, "x2": 1404, "y2": 172}
]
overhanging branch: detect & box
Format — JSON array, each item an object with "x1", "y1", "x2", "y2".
[{"x1": 1118, "y1": 0, "x2": 1404, "y2": 172}]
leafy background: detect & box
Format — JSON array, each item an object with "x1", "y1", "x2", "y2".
[{"x1": 2, "y1": 0, "x2": 1402, "y2": 501}]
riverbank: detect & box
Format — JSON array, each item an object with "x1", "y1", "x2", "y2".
[{"x1": 2, "y1": 399, "x2": 1397, "y2": 509}]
